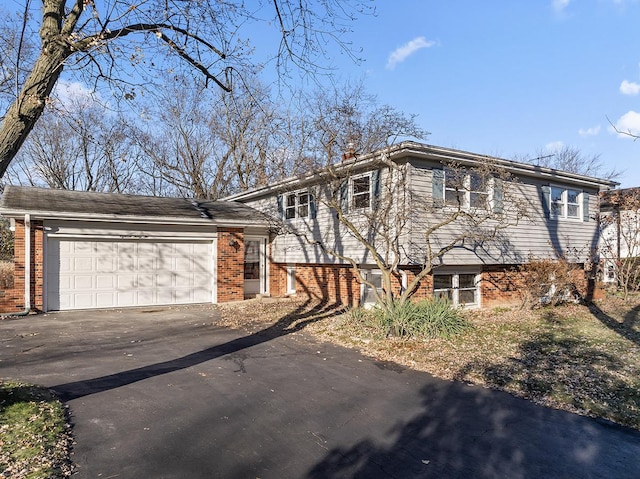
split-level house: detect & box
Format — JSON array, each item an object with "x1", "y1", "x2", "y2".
[
  {"x1": 228, "y1": 141, "x2": 618, "y2": 309},
  {"x1": 0, "y1": 141, "x2": 618, "y2": 313}
]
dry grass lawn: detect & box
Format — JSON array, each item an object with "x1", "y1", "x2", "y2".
[{"x1": 217, "y1": 293, "x2": 640, "y2": 430}]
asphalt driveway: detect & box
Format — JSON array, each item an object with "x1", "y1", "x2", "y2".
[{"x1": 1, "y1": 304, "x2": 640, "y2": 478}]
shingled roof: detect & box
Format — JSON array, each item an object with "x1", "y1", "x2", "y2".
[{"x1": 0, "y1": 186, "x2": 266, "y2": 225}]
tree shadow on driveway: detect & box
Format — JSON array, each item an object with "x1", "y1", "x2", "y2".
[
  {"x1": 306, "y1": 375, "x2": 640, "y2": 479},
  {"x1": 52, "y1": 299, "x2": 344, "y2": 402}
]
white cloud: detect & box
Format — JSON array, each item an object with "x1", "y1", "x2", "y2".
[
  {"x1": 613, "y1": 110, "x2": 640, "y2": 138},
  {"x1": 545, "y1": 141, "x2": 565, "y2": 151},
  {"x1": 620, "y1": 80, "x2": 640, "y2": 95},
  {"x1": 578, "y1": 125, "x2": 601, "y2": 137},
  {"x1": 552, "y1": 0, "x2": 570, "y2": 12},
  {"x1": 386, "y1": 36, "x2": 435, "y2": 70},
  {"x1": 51, "y1": 79, "x2": 97, "y2": 110}
]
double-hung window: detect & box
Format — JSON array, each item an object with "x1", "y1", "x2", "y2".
[
  {"x1": 352, "y1": 175, "x2": 371, "y2": 209},
  {"x1": 443, "y1": 168, "x2": 490, "y2": 209},
  {"x1": 284, "y1": 191, "x2": 310, "y2": 220},
  {"x1": 550, "y1": 186, "x2": 581, "y2": 220},
  {"x1": 433, "y1": 272, "x2": 480, "y2": 307}
]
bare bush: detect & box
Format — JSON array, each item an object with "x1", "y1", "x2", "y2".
[{"x1": 519, "y1": 257, "x2": 583, "y2": 308}]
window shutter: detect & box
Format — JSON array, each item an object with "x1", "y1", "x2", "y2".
[
  {"x1": 493, "y1": 178, "x2": 504, "y2": 214},
  {"x1": 277, "y1": 194, "x2": 283, "y2": 218},
  {"x1": 541, "y1": 185, "x2": 551, "y2": 219},
  {"x1": 309, "y1": 192, "x2": 317, "y2": 219},
  {"x1": 432, "y1": 168, "x2": 444, "y2": 206},
  {"x1": 371, "y1": 169, "x2": 381, "y2": 207},
  {"x1": 339, "y1": 180, "x2": 349, "y2": 214},
  {"x1": 583, "y1": 191, "x2": 589, "y2": 222}
]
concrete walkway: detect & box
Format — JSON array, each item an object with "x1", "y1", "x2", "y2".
[{"x1": 1, "y1": 305, "x2": 639, "y2": 478}]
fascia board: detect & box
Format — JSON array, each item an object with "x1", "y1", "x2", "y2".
[
  {"x1": 0, "y1": 209, "x2": 270, "y2": 228},
  {"x1": 226, "y1": 141, "x2": 619, "y2": 202}
]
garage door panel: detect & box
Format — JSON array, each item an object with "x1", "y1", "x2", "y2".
[
  {"x1": 117, "y1": 291, "x2": 135, "y2": 307},
  {"x1": 96, "y1": 257, "x2": 116, "y2": 272},
  {"x1": 156, "y1": 272, "x2": 174, "y2": 288},
  {"x1": 47, "y1": 238, "x2": 213, "y2": 310},
  {"x1": 96, "y1": 292, "x2": 116, "y2": 308},
  {"x1": 138, "y1": 257, "x2": 156, "y2": 272},
  {"x1": 74, "y1": 275, "x2": 94, "y2": 290},
  {"x1": 137, "y1": 274, "x2": 154, "y2": 288},
  {"x1": 96, "y1": 275, "x2": 115, "y2": 289},
  {"x1": 74, "y1": 293, "x2": 94, "y2": 309},
  {"x1": 74, "y1": 242, "x2": 94, "y2": 253}
]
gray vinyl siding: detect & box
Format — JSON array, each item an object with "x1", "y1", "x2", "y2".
[
  {"x1": 241, "y1": 166, "x2": 409, "y2": 265},
  {"x1": 407, "y1": 160, "x2": 600, "y2": 265},
  {"x1": 238, "y1": 159, "x2": 602, "y2": 267}
]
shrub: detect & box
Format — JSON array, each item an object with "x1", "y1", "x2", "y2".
[
  {"x1": 376, "y1": 297, "x2": 471, "y2": 339},
  {"x1": 519, "y1": 257, "x2": 581, "y2": 308}
]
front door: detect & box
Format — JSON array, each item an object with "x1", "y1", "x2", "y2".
[{"x1": 244, "y1": 237, "x2": 267, "y2": 298}]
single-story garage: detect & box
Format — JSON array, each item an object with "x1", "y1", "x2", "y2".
[{"x1": 0, "y1": 186, "x2": 272, "y2": 312}]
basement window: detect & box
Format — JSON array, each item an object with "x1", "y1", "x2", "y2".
[{"x1": 433, "y1": 272, "x2": 479, "y2": 307}]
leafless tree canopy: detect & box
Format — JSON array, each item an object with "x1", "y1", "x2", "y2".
[
  {"x1": 0, "y1": 0, "x2": 372, "y2": 179},
  {"x1": 528, "y1": 145, "x2": 620, "y2": 180}
]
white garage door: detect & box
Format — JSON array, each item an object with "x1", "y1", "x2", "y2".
[{"x1": 46, "y1": 238, "x2": 213, "y2": 310}]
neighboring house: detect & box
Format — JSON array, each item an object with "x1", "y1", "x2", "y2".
[
  {"x1": 0, "y1": 142, "x2": 619, "y2": 314},
  {"x1": 598, "y1": 187, "x2": 640, "y2": 285},
  {"x1": 0, "y1": 187, "x2": 271, "y2": 312},
  {"x1": 227, "y1": 141, "x2": 618, "y2": 309}
]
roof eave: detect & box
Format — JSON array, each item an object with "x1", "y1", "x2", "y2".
[
  {"x1": 0, "y1": 209, "x2": 270, "y2": 228},
  {"x1": 226, "y1": 141, "x2": 619, "y2": 202}
]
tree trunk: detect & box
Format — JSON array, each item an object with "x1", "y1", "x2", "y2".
[{"x1": 0, "y1": 45, "x2": 67, "y2": 178}]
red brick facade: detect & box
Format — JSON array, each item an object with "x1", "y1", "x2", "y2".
[
  {"x1": 270, "y1": 262, "x2": 597, "y2": 309},
  {"x1": 0, "y1": 219, "x2": 44, "y2": 313},
  {"x1": 0, "y1": 220, "x2": 601, "y2": 313},
  {"x1": 216, "y1": 228, "x2": 245, "y2": 303}
]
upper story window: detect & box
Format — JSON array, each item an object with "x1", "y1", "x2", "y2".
[
  {"x1": 550, "y1": 186, "x2": 581, "y2": 219},
  {"x1": 352, "y1": 175, "x2": 371, "y2": 209},
  {"x1": 443, "y1": 168, "x2": 490, "y2": 209},
  {"x1": 281, "y1": 190, "x2": 311, "y2": 220},
  {"x1": 339, "y1": 170, "x2": 381, "y2": 212}
]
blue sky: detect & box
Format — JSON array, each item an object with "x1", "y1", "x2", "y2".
[
  {"x1": 306, "y1": 0, "x2": 640, "y2": 187},
  {"x1": 5, "y1": 0, "x2": 640, "y2": 187}
]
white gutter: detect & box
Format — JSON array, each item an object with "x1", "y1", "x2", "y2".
[
  {"x1": 227, "y1": 141, "x2": 619, "y2": 201},
  {"x1": 0, "y1": 210, "x2": 271, "y2": 228}
]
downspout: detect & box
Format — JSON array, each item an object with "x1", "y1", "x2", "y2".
[{"x1": 0, "y1": 213, "x2": 31, "y2": 317}]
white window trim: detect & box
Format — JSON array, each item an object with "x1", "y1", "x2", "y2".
[
  {"x1": 433, "y1": 271, "x2": 481, "y2": 308},
  {"x1": 550, "y1": 184, "x2": 582, "y2": 221},
  {"x1": 443, "y1": 169, "x2": 492, "y2": 210},
  {"x1": 283, "y1": 190, "x2": 310, "y2": 220},
  {"x1": 286, "y1": 264, "x2": 296, "y2": 294},
  {"x1": 351, "y1": 173, "x2": 373, "y2": 210}
]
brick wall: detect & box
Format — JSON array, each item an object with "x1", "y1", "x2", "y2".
[
  {"x1": 270, "y1": 264, "x2": 435, "y2": 307},
  {"x1": 282, "y1": 263, "x2": 361, "y2": 307},
  {"x1": 269, "y1": 258, "x2": 287, "y2": 298},
  {"x1": 0, "y1": 219, "x2": 44, "y2": 313},
  {"x1": 216, "y1": 228, "x2": 245, "y2": 303},
  {"x1": 480, "y1": 265, "x2": 526, "y2": 308}
]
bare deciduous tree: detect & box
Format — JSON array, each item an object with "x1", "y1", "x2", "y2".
[
  {"x1": 0, "y1": 0, "x2": 371, "y2": 179},
  {"x1": 528, "y1": 145, "x2": 619, "y2": 180},
  {"x1": 132, "y1": 75, "x2": 291, "y2": 199},
  {"x1": 274, "y1": 145, "x2": 529, "y2": 316},
  {"x1": 6, "y1": 93, "x2": 138, "y2": 192},
  {"x1": 599, "y1": 188, "x2": 640, "y2": 299},
  {"x1": 302, "y1": 81, "x2": 429, "y2": 167}
]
